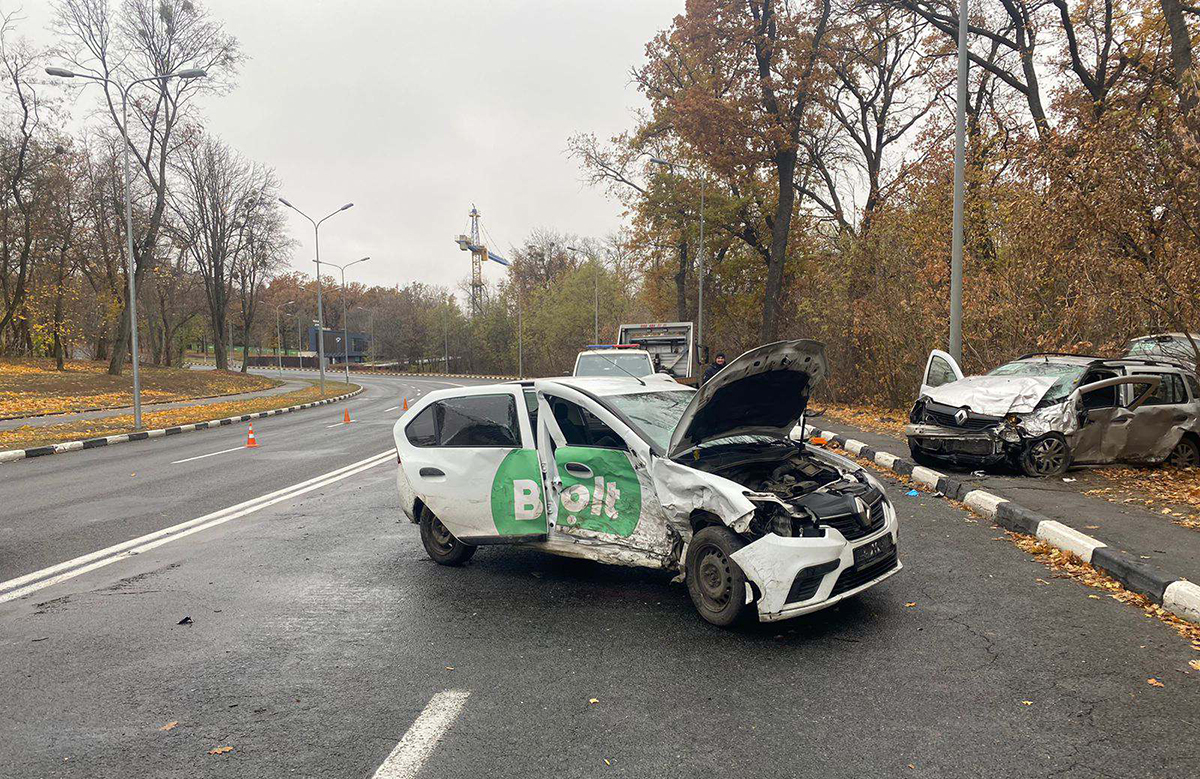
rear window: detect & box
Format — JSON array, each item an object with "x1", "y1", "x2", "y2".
[{"x1": 405, "y1": 394, "x2": 521, "y2": 448}]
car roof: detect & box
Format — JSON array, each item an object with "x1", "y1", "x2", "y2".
[
  {"x1": 1007, "y1": 353, "x2": 1195, "y2": 372},
  {"x1": 528, "y1": 375, "x2": 692, "y2": 397},
  {"x1": 576, "y1": 348, "x2": 651, "y2": 355},
  {"x1": 1128, "y1": 332, "x2": 1200, "y2": 340}
]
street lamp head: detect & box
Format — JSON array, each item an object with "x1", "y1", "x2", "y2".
[
  {"x1": 339, "y1": 203, "x2": 354, "y2": 211},
  {"x1": 174, "y1": 68, "x2": 207, "y2": 79},
  {"x1": 279, "y1": 197, "x2": 294, "y2": 208},
  {"x1": 649, "y1": 157, "x2": 672, "y2": 167},
  {"x1": 45, "y1": 66, "x2": 76, "y2": 78}
]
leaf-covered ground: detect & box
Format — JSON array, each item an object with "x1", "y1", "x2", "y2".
[
  {"x1": 0, "y1": 358, "x2": 279, "y2": 420},
  {"x1": 817, "y1": 401, "x2": 1200, "y2": 530},
  {"x1": 0, "y1": 381, "x2": 358, "y2": 450}
]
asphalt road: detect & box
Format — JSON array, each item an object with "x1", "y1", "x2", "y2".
[{"x1": 1, "y1": 370, "x2": 1197, "y2": 778}]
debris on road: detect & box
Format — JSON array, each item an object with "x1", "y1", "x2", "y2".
[
  {"x1": 177, "y1": 616, "x2": 193, "y2": 625},
  {"x1": 159, "y1": 722, "x2": 178, "y2": 731},
  {"x1": 1147, "y1": 678, "x2": 1165, "y2": 687},
  {"x1": 208, "y1": 746, "x2": 233, "y2": 755}
]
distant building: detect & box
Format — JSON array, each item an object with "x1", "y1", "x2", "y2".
[{"x1": 306, "y1": 326, "x2": 370, "y2": 364}]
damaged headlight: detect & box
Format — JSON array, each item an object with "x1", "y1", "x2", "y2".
[
  {"x1": 909, "y1": 399, "x2": 926, "y2": 424},
  {"x1": 997, "y1": 413, "x2": 1023, "y2": 443}
]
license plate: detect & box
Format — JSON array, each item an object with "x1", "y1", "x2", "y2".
[{"x1": 853, "y1": 535, "x2": 893, "y2": 568}]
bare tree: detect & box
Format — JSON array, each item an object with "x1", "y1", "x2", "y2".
[
  {"x1": 233, "y1": 189, "x2": 289, "y2": 372},
  {"x1": 52, "y1": 0, "x2": 241, "y2": 374},
  {"x1": 0, "y1": 14, "x2": 45, "y2": 350},
  {"x1": 170, "y1": 135, "x2": 259, "y2": 370}
]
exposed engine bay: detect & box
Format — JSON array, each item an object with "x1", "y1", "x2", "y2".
[{"x1": 689, "y1": 441, "x2": 888, "y2": 541}]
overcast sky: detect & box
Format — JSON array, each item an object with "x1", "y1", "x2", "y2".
[{"x1": 22, "y1": 0, "x2": 681, "y2": 291}]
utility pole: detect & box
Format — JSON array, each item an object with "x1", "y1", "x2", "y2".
[
  {"x1": 443, "y1": 296, "x2": 450, "y2": 373},
  {"x1": 949, "y1": 0, "x2": 968, "y2": 361}
]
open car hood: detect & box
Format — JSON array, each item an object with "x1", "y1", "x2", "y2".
[
  {"x1": 667, "y1": 340, "x2": 828, "y2": 458},
  {"x1": 922, "y1": 375, "x2": 1059, "y2": 416}
]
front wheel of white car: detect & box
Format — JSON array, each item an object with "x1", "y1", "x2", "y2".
[
  {"x1": 686, "y1": 526, "x2": 749, "y2": 627},
  {"x1": 419, "y1": 507, "x2": 476, "y2": 566}
]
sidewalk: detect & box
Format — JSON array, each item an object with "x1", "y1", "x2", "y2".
[
  {"x1": 0, "y1": 377, "x2": 309, "y2": 432},
  {"x1": 812, "y1": 416, "x2": 1200, "y2": 589}
]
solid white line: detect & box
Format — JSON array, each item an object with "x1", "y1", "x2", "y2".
[
  {"x1": 0, "y1": 449, "x2": 395, "y2": 604},
  {"x1": 171, "y1": 445, "x2": 245, "y2": 465},
  {"x1": 384, "y1": 406, "x2": 399, "y2": 412},
  {"x1": 371, "y1": 690, "x2": 470, "y2": 779},
  {"x1": 326, "y1": 421, "x2": 347, "y2": 428}
]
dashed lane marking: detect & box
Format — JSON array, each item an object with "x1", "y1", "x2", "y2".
[
  {"x1": 370, "y1": 690, "x2": 470, "y2": 779},
  {"x1": 171, "y1": 445, "x2": 246, "y2": 465}
]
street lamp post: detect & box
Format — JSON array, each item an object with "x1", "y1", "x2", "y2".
[
  {"x1": 949, "y1": 0, "x2": 969, "y2": 362},
  {"x1": 323, "y1": 257, "x2": 369, "y2": 386},
  {"x1": 271, "y1": 300, "x2": 294, "y2": 378},
  {"x1": 650, "y1": 158, "x2": 705, "y2": 372},
  {"x1": 46, "y1": 65, "x2": 208, "y2": 430},
  {"x1": 278, "y1": 198, "x2": 354, "y2": 392}
]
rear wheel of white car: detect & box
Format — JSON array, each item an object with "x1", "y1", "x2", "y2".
[
  {"x1": 419, "y1": 507, "x2": 476, "y2": 566},
  {"x1": 1019, "y1": 433, "x2": 1071, "y2": 477},
  {"x1": 686, "y1": 526, "x2": 748, "y2": 627},
  {"x1": 1167, "y1": 437, "x2": 1200, "y2": 468}
]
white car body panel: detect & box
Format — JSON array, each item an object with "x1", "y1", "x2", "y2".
[
  {"x1": 392, "y1": 343, "x2": 901, "y2": 623},
  {"x1": 922, "y1": 375, "x2": 1060, "y2": 416}
]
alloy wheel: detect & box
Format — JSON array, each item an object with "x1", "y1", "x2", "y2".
[
  {"x1": 1167, "y1": 441, "x2": 1199, "y2": 468},
  {"x1": 1028, "y1": 437, "x2": 1068, "y2": 475}
]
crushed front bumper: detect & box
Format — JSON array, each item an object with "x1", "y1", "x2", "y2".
[
  {"x1": 729, "y1": 505, "x2": 901, "y2": 622},
  {"x1": 905, "y1": 423, "x2": 1011, "y2": 466}
]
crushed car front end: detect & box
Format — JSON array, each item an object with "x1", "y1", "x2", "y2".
[{"x1": 905, "y1": 398, "x2": 1024, "y2": 467}]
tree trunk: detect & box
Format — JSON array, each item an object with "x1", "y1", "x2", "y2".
[
  {"x1": 675, "y1": 240, "x2": 689, "y2": 322},
  {"x1": 108, "y1": 305, "x2": 130, "y2": 375},
  {"x1": 241, "y1": 324, "x2": 250, "y2": 373},
  {"x1": 761, "y1": 149, "x2": 798, "y2": 342}
]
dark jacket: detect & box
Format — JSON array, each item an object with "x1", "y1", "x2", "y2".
[{"x1": 702, "y1": 362, "x2": 725, "y2": 384}]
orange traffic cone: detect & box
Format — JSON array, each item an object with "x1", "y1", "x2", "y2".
[
  {"x1": 246, "y1": 423, "x2": 259, "y2": 448},
  {"x1": 402, "y1": 397, "x2": 408, "y2": 411},
  {"x1": 343, "y1": 408, "x2": 352, "y2": 424}
]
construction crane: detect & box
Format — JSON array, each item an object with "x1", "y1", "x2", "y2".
[{"x1": 454, "y1": 205, "x2": 509, "y2": 316}]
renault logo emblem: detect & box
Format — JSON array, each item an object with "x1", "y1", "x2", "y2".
[
  {"x1": 954, "y1": 408, "x2": 969, "y2": 426},
  {"x1": 853, "y1": 497, "x2": 871, "y2": 528}
]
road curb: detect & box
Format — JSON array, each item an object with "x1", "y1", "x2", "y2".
[
  {"x1": 184, "y1": 361, "x2": 515, "y2": 381},
  {"x1": 0, "y1": 387, "x2": 364, "y2": 465},
  {"x1": 807, "y1": 424, "x2": 1199, "y2": 625}
]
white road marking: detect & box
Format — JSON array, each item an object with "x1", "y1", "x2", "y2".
[
  {"x1": 171, "y1": 445, "x2": 246, "y2": 465},
  {"x1": 384, "y1": 406, "x2": 399, "y2": 412},
  {"x1": 371, "y1": 690, "x2": 470, "y2": 779},
  {"x1": 326, "y1": 421, "x2": 351, "y2": 428},
  {"x1": 0, "y1": 449, "x2": 396, "y2": 604}
]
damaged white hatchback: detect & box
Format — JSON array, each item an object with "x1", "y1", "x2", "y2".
[
  {"x1": 392, "y1": 340, "x2": 901, "y2": 626},
  {"x1": 906, "y1": 350, "x2": 1200, "y2": 476}
]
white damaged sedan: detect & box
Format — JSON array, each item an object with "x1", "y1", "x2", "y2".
[{"x1": 392, "y1": 340, "x2": 901, "y2": 626}]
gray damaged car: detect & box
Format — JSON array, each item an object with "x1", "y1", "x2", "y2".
[{"x1": 905, "y1": 350, "x2": 1200, "y2": 476}]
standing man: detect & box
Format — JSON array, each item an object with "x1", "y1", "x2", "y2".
[{"x1": 702, "y1": 352, "x2": 726, "y2": 385}]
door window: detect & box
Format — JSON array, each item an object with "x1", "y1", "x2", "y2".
[
  {"x1": 1185, "y1": 373, "x2": 1200, "y2": 400},
  {"x1": 549, "y1": 397, "x2": 627, "y2": 450},
  {"x1": 406, "y1": 394, "x2": 521, "y2": 448},
  {"x1": 1081, "y1": 370, "x2": 1118, "y2": 409},
  {"x1": 927, "y1": 356, "x2": 958, "y2": 388},
  {"x1": 1140, "y1": 373, "x2": 1187, "y2": 406},
  {"x1": 438, "y1": 394, "x2": 521, "y2": 446}
]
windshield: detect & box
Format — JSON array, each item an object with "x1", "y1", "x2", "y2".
[
  {"x1": 1127, "y1": 337, "x2": 1198, "y2": 362},
  {"x1": 987, "y1": 361, "x2": 1088, "y2": 406},
  {"x1": 604, "y1": 389, "x2": 694, "y2": 450},
  {"x1": 575, "y1": 352, "x2": 654, "y2": 378}
]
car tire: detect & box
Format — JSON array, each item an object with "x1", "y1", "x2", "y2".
[
  {"x1": 419, "y1": 507, "x2": 476, "y2": 566},
  {"x1": 1019, "y1": 433, "x2": 1071, "y2": 477},
  {"x1": 686, "y1": 526, "x2": 749, "y2": 627},
  {"x1": 1166, "y1": 437, "x2": 1200, "y2": 468}
]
